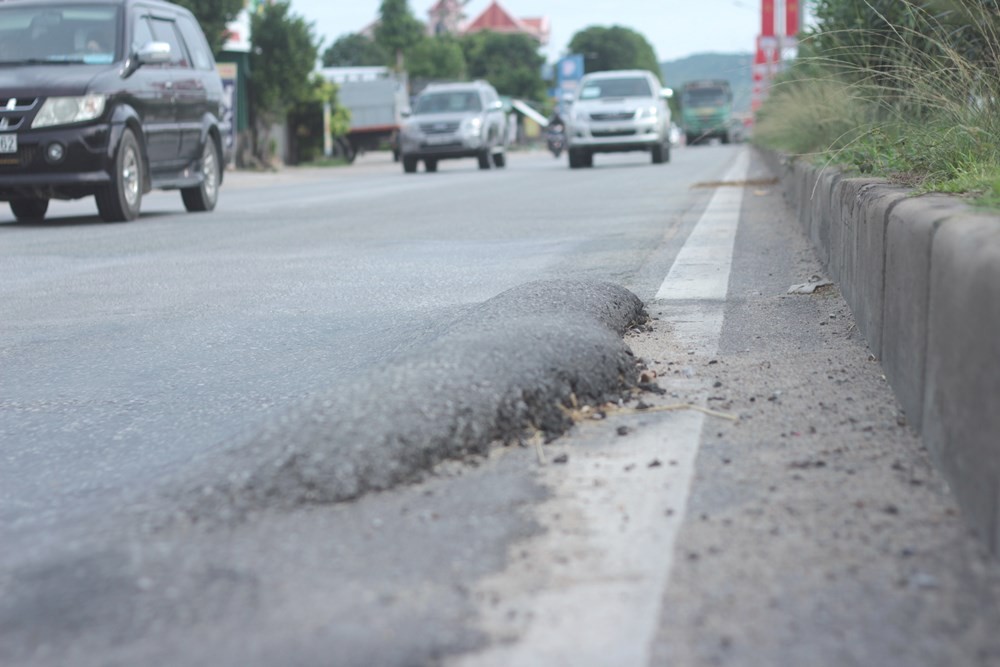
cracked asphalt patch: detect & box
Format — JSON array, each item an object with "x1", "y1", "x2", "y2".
[{"x1": 168, "y1": 279, "x2": 647, "y2": 521}]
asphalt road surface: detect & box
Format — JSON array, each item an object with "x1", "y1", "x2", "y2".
[{"x1": 2, "y1": 146, "x2": 999, "y2": 666}]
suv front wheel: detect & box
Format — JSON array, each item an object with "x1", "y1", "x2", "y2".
[
  {"x1": 9, "y1": 197, "x2": 49, "y2": 222},
  {"x1": 96, "y1": 128, "x2": 143, "y2": 223}
]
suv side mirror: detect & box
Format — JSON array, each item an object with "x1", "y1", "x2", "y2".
[
  {"x1": 661, "y1": 87, "x2": 674, "y2": 99},
  {"x1": 124, "y1": 41, "x2": 171, "y2": 77},
  {"x1": 137, "y1": 41, "x2": 171, "y2": 65},
  {"x1": 400, "y1": 107, "x2": 411, "y2": 118}
]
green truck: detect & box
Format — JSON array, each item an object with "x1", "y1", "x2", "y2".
[{"x1": 680, "y1": 80, "x2": 733, "y2": 145}]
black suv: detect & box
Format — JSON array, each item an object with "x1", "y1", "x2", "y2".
[{"x1": 0, "y1": 0, "x2": 229, "y2": 222}]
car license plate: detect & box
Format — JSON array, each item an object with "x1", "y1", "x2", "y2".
[
  {"x1": 425, "y1": 135, "x2": 454, "y2": 145},
  {"x1": 0, "y1": 134, "x2": 16, "y2": 154}
]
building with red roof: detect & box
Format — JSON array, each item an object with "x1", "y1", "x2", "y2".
[{"x1": 462, "y1": 1, "x2": 549, "y2": 44}]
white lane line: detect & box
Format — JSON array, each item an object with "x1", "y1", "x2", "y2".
[
  {"x1": 451, "y1": 149, "x2": 750, "y2": 667},
  {"x1": 656, "y1": 150, "x2": 748, "y2": 302}
]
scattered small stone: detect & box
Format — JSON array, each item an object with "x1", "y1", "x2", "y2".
[
  {"x1": 648, "y1": 459, "x2": 662, "y2": 468},
  {"x1": 713, "y1": 381, "x2": 723, "y2": 388},
  {"x1": 636, "y1": 401, "x2": 652, "y2": 410},
  {"x1": 617, "y1": 426, "x2": 630, "y2": 436},
  {"x1": 552, "y1": 453, "x2": 569, "y2": 464},
  {"x1": 883, "y1": 504, "x2": 900, "y2": 515}
]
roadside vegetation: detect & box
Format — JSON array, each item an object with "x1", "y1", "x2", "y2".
[{"x1": 754, "y1": 0, "x2": 1000, "y2": 204}]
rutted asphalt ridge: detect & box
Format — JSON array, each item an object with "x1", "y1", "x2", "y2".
[{"x1": 180, "y1": 279, "x2": 646, "y2": 519}]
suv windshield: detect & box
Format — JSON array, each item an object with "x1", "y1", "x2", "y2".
[
  {"x1": 0, "y1": 4, "x2": 120, "y2": 65},
  {"x1": 414, "y1": 91, "x2": 482, "y2": 115},
  {"x1": 579, "y1": 77, "x2": 652, "y2": 100},
  {"x1": 683, "y1": 89, "x2": 730, "y2": 106}
]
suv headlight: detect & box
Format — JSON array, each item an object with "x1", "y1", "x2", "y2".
[
  {"x1": 32, "y1": 94, "x2": 107, "y2": 128},
  {"x1": 636, "y1": 106, "x2": 658, "y2": 120},
  {"x1": 462, "y1": 117, "x2": 483, "y2": 137},
  {"x1": 400, "y1": 120, "x2": 420, "y2": 138}
]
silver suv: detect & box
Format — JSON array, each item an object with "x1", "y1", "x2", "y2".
[
  {"x1": 398, "y1": 81, "x2": 508, "y2": 173},
  {"x1": 565, "y1": 69, "x2": 672, "y2": 169}
]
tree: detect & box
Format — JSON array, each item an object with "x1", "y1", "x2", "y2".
[
  {"x1": 407, "y1": 36, "x2": 466, "y2": 83},
  {"x1": 374, "y1": 0, "x2": 425, "y2": 70},
  {"x1": 321, "y1": 33, "x2": 389, "y2": 68},
  {"x1": 247, "y1": 1, "x2": 319, "y2": 166},
  {"x1": 287, "y1": 75, "x2": 351, "y2": 164},
  {"x1": 461, "y1": 31, "x2": 545, "y2": 100},
  {"x1": 172, "y1": 0, "x2": 245, "y2": 55},
  {"x1": 568, "y1": 26, "x2": 661, "y2": 81}
]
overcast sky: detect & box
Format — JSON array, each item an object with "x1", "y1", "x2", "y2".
[{"x1": 287, "y1": 0, "x2": 763, "y2": 63}]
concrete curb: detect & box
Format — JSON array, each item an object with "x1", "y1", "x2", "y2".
[{"x1": 760, "y1": 148, "x2": 1000, "y2": 554}]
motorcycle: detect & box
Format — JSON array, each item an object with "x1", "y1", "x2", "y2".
[{"x1": 546, "y1": 123, "x2": 566, "y2": 158}]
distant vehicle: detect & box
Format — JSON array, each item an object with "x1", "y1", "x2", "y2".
[
  {"x1": 397, "y1": 80, "x2": 508, "y2": 173},
  {"x1": 0, "y1": 0, "x2": 229, "y2": 223},
  {"x1": 680, "y1": 79, "x2": 734, "y2": 145},
  {"x1": 318, "y1": 66, "x2": 409, "y2": 163},
  {"x1": 545, "y1": 113, "x2": 565, "y2": 157},
  {"x1": 563, "y1": 69, "x2": 672, "y2": 169}
]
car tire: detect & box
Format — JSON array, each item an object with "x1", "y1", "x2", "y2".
[
  {"x1": 492, "y1": 151, "x2": 506, "y2": 168},
  {"x1": 9, "y1": 197, "x2": 49, "y2": 222},
  {"x1": 181, "y1": 138, "x2": 220, "y2": 212},
  {"x1": 478, "y1": 150, "x2": 492, "y2": 170},
  {"x1": 568, "y1": 148, "x2": 582, "y2": 169},
  {"x1": 403, "y1": 156, "x2": 418, "y2": 173},
  {"x1": 425, "y1": 158, "x2": 438, "y2": 173},
  {"x1": 96, "y1": 128, "x2": 143, "y2": 223},
  {"x1": 652, "y1": 142, "x2": 665, "y2": 164}
]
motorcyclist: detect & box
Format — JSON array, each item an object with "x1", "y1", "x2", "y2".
[
  {"x1": 547, "y1": 111, "x2": 565, "y2": 134},
  {"x1": 546, "y1": 111, "x2": 566, "y2": 157}
]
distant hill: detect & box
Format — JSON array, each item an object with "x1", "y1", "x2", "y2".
[{"x1": 660, "y1": 52, "x2": 754, "y2": 114}]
